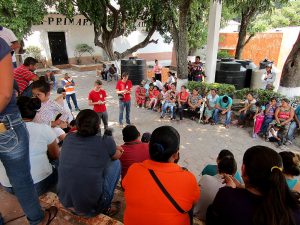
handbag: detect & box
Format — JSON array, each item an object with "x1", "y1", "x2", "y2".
[{"x1": 148, "y1": 169, "x2": 194, "y2": 225}]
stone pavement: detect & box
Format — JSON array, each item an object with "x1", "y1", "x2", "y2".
[
  {"x1": 0, "y1": 69, "x2": 299, "y2": 225},
  {"x1": 62, "y1": 69, "x2": 299, "y2": 180}
]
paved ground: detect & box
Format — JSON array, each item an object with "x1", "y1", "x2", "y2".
[
  {"x1": 58, "y1": 69, "x2": 300, "y2": 180},
  {"x1": 1, "y1": 69, "x2": 299, "y2": 224}
]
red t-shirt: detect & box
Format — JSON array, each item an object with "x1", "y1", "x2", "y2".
[
  {"x1": 120, "y1": 141, "x2": 150, "y2": 179},
  {"x1": 88, "y1": 89, "x2": 107, "y2": 112},
  {"x1": 116, "y1": 80, "x2": 133, "y2": 102},
  {"x1": 153, "y1": 89, "x2": 160, "y2": 98},
  {"x1": 13, "y1": 65, "x2": 37, "y2": 93},
  {"x1": 178, "y1": 91, "x2": 189, "y2": 102}
]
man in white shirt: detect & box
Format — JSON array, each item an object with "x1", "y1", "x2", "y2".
[
  {"x1": 261, "y1": 63, "x2": 276, "y2": 90},
  {"x1": 151, "y1": 77, "x2": 163, "y2": 90},
  {"x1": 0, "y1": 26, "x2": 20, "y2": 68}
]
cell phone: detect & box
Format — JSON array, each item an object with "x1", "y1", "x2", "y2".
[{"x1": 0, "y1": 123, "x2": 7, "y2": 133}]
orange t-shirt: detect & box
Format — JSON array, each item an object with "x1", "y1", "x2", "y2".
[{"x1": 123, "y1": 160, "x2": 200, "y2": 225}]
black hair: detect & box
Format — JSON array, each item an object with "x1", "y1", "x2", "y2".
[
  {"x1": 270, "y1": 97, "x2": 277, "y2": 102},
  {"x1": 149, "y1": 83, "x2": 154, "y2": 87},
  {"x1": 218, "y1": 156, "x2": 237, "y2": 175},
  {"x1": 243, "y1": 146, "x2": 299, "y2": 225},
  {"x1": 122, "y1": 125, "x2": 140, "y2": 142},
  {"x1": 153, "y1": 86, "x2": 159, "y2": 90},
  {"x1": 152, "y1": 77, "x2": 156, "y2": 81},
  {"x1": 76, "y1": 109, "x2": 99, "y2": 137},
  {"x1": 217, "y1": 149, "x2": 234, "y2": 161},
  {"x1": 23, "y1": 57, "x2": 38, "y2": 66},
  {"x1": 279, "y1": 151, "x2": 300, "y2": 177},
  {"x1": 69, "y1": 119, "x2": 76, "y2": 127},
  {"x1": 210, "y1": 88, "x2": 217, "y2": 93},
  {"x1": 222, "y1": 96, "x2": 229, "y2": 103},
  {"x1": 121, "y1": 72, "x2": 129, "y2": 79},
  {"x1": 247, "y1": 92, "x2": 254, "y2": 97},
  {"x1": 141, "y1": 132, "x2": 151, "y2": 143},
  {"x1": 57, "y1": 87, "x2": 66, "y2": 94},
  {"x1": 192, "y1": 88, "x2": 199, "y2": 93},
  {"x1": 155, "y1": 59, "x2": 158, "y2": 63},
  {"x1": 17, "y1": 96, "x2": 41, "y2": 119},
  {"x1": 32, "y1": 79, "x2": 51, "y2": 94},
  {"x1": 255, "y1": 101, "x2": 261, "y2": 107},
  {"x1": 196, "y1": 56, "x2": 201, "y2": 60},
  {"x1": 149, "y1": 126, "x2": 180, "y2": 162},
  {"x1": 282, "y1": 98, "x2": 290, "y2": 104},
  {"x1": 181, "y1": 85, "x2": 186, "y2": 89}
]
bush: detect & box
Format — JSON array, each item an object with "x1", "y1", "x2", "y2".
[
  {"x1": 24, "y1": 46, "x2": 42, "y2": 61},
  {"x1": 187, "y1": 81, "x2": 236, "y2": 96},
  {"x1": 217, "y1": 50, "x2": 232, "y2": 59},
  {"x1": 74, "y1": 44, "x2": 95, "y2": 64},
  {"x1": 234, "y1": 88, "x2": 284, "y2": 105}
]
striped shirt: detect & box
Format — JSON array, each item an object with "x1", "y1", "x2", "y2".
[
  {"x1": 33, "y1": 99, "x2": 69, "y2": 126},
  {"x1": 14, "y1": 65, "x2": 37, "y2": 93}
]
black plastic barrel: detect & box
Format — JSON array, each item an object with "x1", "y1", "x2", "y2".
[
  {"x1": 236, "y1": 60, "x2": 257, "y2": 88},
  {"x1": 215, "y1": 61, "x2": 247, "y2": 90},
  {"x1": 121, "y1": 59, "x2": 146, "y2": 85}
]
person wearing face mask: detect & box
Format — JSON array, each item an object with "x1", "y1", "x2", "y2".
[{"x1": 123, "y1": 126, "x2": 200, "y2": 225}]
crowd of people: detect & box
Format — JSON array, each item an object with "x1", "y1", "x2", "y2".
[{"x1": 1, "y1": 25, "x2": 300, "y2": 225}]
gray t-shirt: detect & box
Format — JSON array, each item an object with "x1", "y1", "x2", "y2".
[
  {"x1": 58, "y1": 133, "x2": 116, "y2": 215},
  {"x1": 194, "y1": 174, "x2": 225, "y2": 221}
]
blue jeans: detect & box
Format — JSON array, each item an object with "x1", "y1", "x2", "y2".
[
  {"x1": 0, "y1": 113, "x2": 44, "y2": 225},
  {"x1": 119, "y1": 100, "x2": 131, "y2": 125},
  {"x1": 213, "y1": 109, "x2": 232, "y2": 125},
  {"x1": 100, "y1": 160, "x2": 121, "y2": 210},
  {"x1": 4, "y1": 167, "x2": 58, "y2": 197},
  {"x1": 161, "y1": 102, "x2": 175, "y2": 119},
  {"x1": 287, "y1": 121, "x2": 298, "y2": 141},
  {"x1": 260, "y1": 117, "x2": 274, "y2": 135},
  {"x1": 66, "y1": 93, "x2": 79, "y2": 110}
]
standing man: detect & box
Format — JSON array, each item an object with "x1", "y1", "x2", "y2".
[
  {"x1": 61, "y1": 73, "x2": 80, "y2": 111},
  {"x1": 152, "y1": 59, "x2": 162, "y2": 81},
  {"x1": 116, "y1": 72, "x2": 132, "y2": 127},
  {"x1": 13, "y1": 57, "x2": 39, "y2": 96},
  {"x1": 88, "y1": 80, "x2": 108, "y2": 132},
  {"x1": 191, "y1": 56, "x2": 205, "y2": 82},
  {"x1": 0, "y1": 26, "x2": 20, "y2": 68},
  {"x1": 212, "y1": 95, "x2": 232, "y2": 128},
  {"x1": 261, "y1": 63, "x2": 276, "y2": 90},
  {"x1": 0, "y1": 37, "x2": 57, "y2": 225}
]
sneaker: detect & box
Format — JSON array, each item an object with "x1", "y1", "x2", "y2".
[
  {"x1": 75, "y1": 108, "x2": 80, "y2": 111},
  {"x1": 160, "y1": 116, "x2": 163, "y2": 119},
  {"x1": 137, "y1": 106, "x2": 140, "y2": 108},
  {"x1": 285, "y1": 140, "x2": 292, "y2": 146},
  {"x1": 142, "y1": 106, "x2": 145, "y2": 109},
  {"x1": 252, "y1": 133, "x2": 257, "y2": 139}
]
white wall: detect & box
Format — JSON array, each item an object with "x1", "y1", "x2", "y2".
[{"x1": 24, "y1": 14, "x2": 172, "y2": 62}]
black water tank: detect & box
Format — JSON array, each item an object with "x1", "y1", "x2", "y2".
[
  {"x1": 215, "y1": 61, "x2": 247, "y2": 90},
  {"x1": 121, "y1": 59, "x2": 146, "y2": 85},
  {"x1": 236, "y1": 60, "x2": 257, "y2": 88}
]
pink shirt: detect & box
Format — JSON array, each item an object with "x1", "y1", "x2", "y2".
[{"x1": 153, "y1": 65, "x2": 162, "y2": 74}]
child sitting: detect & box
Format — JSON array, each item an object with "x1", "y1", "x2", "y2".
[
  {"x1": 148, "y1": 86, "x2": 160, "y2": 111},
  {"x1": 267, "y1": 123, "x2": 282, "y2": 145},
  {"x1": 135, "y1": 81, "x2": 147, "y2": 108},
  {"x1": 141, "y1": 132, "x2": 151, "y2": 143},
  {"x1": 252, "y1": 102, "x2": 265, "y2": 138}
]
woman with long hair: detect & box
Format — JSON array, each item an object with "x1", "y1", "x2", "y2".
[{"x1": 206, "y1": 145, "x2": 300, "y2": 225}]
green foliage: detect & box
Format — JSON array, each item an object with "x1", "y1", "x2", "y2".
[
  {"x1": 0, "y1": 0, "x2": 47, "y2": 39},
  {"x1": 75, "y1": 44, "x2": 94, "y2": 56},
  {"x1": 234, "y1": 88, "x2": 284, "y2": 104},
  {"x1": 253, "y1": 1, "x2": 300, "y2": 30},
  {"x1": 217, "y1": 50, "x2": 232, "y2": 59},
  {"x1": 187, "y1": 81, "x2": 236, "y2": 96},
  {"x1": 24, "y1": 46, "x2": 42, "y2": 61}
]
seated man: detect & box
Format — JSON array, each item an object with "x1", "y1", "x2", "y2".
[
  {"x1": 120, "y1": 125, "x2": 150, "y2": 179},
  {"x1": 194, "y1": 152, "x2": 237, "y2": 221},
  {"x1": 213, "y1": 95, "x2": 232, "y2": 128},
  {"x1": 107, "y1": 64, "x2": 118, "y2": 81},
  {"x1": 58, "y1": 109, "x2": 123, "y2": 217}
]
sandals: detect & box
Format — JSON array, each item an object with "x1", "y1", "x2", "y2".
[{"x1": 45, "y1": 206, "x2": 58, "y2": 225}]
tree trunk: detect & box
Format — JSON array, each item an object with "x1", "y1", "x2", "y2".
[
  {"x1": 235, "y1": 14, "x2": 248, "y2": 59},
  {"x1": 176, "y1": 0, "x2": 192, "y2": 79},
  {"x1": 102, "y1": 37, "x2": 115, "y2": 61},
  {"x1": 278, "y1": 32, "x2": 300, "y2": 97}
]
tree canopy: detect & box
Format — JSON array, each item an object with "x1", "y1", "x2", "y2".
[{"x1": 0, "y1": 0, "x2": 47, "y2": 39}]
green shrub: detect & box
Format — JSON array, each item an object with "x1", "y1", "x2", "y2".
[
  {"x1": 217, "y1": 50, "x2": 232, "y2": 59},
  {"x1": 234, "y1": 88, "x2": 284, "y2": 105},
  {"x1": 187, "y1": 81, "x2": 236, "y2": 96}
]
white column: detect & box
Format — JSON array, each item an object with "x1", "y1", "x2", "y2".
[{"x1": 205, "y1": 0, "x2": 222, "y2": 83}]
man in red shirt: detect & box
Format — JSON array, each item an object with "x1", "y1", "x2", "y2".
[
  {"x1": 88, "y1": 80, "x2": 108, "y2": 131},
  {"x1": 13, "y1": 57, "x2": 39, "y2": 95},
  {"x1": 116, "y1": 72, "x2": 132, "y2": 126},
  {"x1": 120, "y1": 125, "x2": 150, "y2": 179}
]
